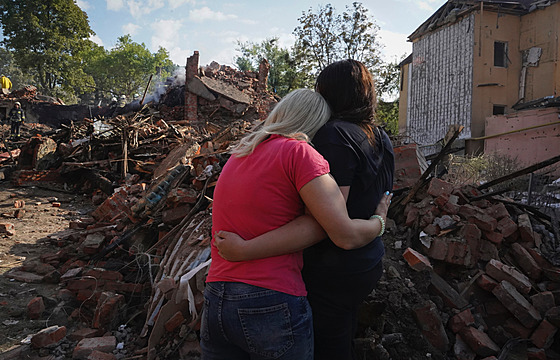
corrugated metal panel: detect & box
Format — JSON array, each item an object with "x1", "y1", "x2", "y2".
[{"x1": 407, "y1": 14, "x2": 474, "y2": 153}]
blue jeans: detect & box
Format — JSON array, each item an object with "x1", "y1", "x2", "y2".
[{"x1": 200, "y1": 282, "x2": 313, "y2": 360}]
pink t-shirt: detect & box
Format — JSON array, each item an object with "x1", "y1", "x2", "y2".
[{"x1": 207, "y1": 135, "x2": 330, "y2": 296}]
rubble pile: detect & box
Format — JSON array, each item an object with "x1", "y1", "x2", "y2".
[
  {"x1": 0, "y1": 85, "x2": 64, "y2": 106},
  {"x1": 366, "y1": 176, "x2": 560, "y2": 359},
  {"x1": 0, "y1": 52, "x2": 559, "y2": 360}
]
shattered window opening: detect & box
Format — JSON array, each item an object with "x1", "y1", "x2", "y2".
[
  {"x1": 494, "y1": 41, "x2": 508, "y2": 68},
  {"x1": 492, "y1": 105, "x2": 506, "y2": 115}
]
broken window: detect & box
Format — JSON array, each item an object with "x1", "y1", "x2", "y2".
[
  {"x1": 494, "y1": 41, "x2": 508, "y2": 68},
  {"x1": 493, "y1": 105, "x2": 506, "y2": 115}
]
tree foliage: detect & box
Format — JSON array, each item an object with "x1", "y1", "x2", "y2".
[
  {"x1": 0, "y1": 46, "x2": 35, "y2": 89},
  {"x1": 234, "y1": 38, "x2": 312, "y2": 96},
  {"x1": 79, "y1": 35, "x2": 175, "y2": 103},
  {"x1": 293, "y1": 2, "x2": 383, "y2": 75},
  {"x1": 0, "y1": 0, "x2": 95, "y2": 101}
]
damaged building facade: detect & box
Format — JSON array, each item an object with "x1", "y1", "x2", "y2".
[{"x1": 399, "y1": 0, "x2": 560, "y2": 162}]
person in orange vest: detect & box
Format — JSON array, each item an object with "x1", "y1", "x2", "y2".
[{"x1": 8, "y1": 102, "x2": 25, "y2": 139}]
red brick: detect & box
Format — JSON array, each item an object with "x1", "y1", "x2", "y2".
[
  {"x1": 478, "y1": 240, "x2": 498, "y2": 262},
  {"x1": 14, "y1": 209, "x2": 25, "y2": 219},
  {"x1": 477, "y1": 274, "x2": 499, "y2": 292},
  {"x1": 31, "y1": 325, "x2": 67, "y2": 348},
  {"x1": 460, "y1": 223, "x2": 481, "y2": 251},
  {"x1": 93, "y1": 292, "x2": 124, "y2": 330},
  {"x1": 425, "y1": 237, "x2": 448, "y2": 261},
  {"x1": 434, "y1": 193, "x2": 449, "y2": 208},
  {"x1": 68, "y1": 328, "x2": 101, "y2": 342},
  {"x1": 427, "y1": 178, "x2": 454, "y2": 198},
  {"x1": 482, "y1": 231, "x2": 503, "y2": 246},
  {"x1": 420, "y1": 211, "x2": 436, "y2": 228},
  {"x1": 468, "y1": 214, "x2": 497, "y2": 232},
  {"x1": 66, "y1": 278, "x2": 98, "y2": 291},
  {"x1": 486, "y1": 203, "x2": 509, "y2": 220},
  {"x1": 530, "y1": 319, "x2": 557, "y2": 348},
  {"x1": 403, "y1": 247, "x2": 432, "y2": 272},
  {"x1": 486, "y1": 259, "x2": 532, "y2": 295},
  {"x1": 446, "y1": 239, "x2": 475, "y2": 267},
  {"x1": 430, "y1": 272, "x2": 469, "y2": 309},
  {"x1": 162, "y1": 204, "x2": 192, "y2": 225},
  {"x1": 525, "y1": 248, "x2": 552, "y2": 271},
  {"x1": 459, "y1": 326, "x2": 500, "y2": 357},
  {"x1": 165, "y1": 311, "x2": 185, "y2": 332},
  {"x1": 517, "y1": 214, "x2": 535, "y2": 243},
  {"x1": 423, "y1": 223, "x2": 439, "y2": 236},
  {"x1": 157, "y1": 277, "x2": 176, "y2": 295},
  {"x1": 73, "y1": 336, "x2": 117, "y2": 360},
  {"x1": 497, "y1": 217, "x2": 518, "y2": 238},
  {"x1": 52, "y1": 202, "x2": 61, "y2": 207},
  {"x1": 449, "y1": 309, "x2": 475, "y2": 333},
  {"x1": 405, "y1": 207, "x2": 420, "y2": 227},
  {"x1": 0, "y1": 222, "x2": 15, "y2": 236},
  {"x1": 492, "y1": 280, "x2": 542, "y2": 329},
  {"x1": 458, "y1": 204, "x2": 484, "y2": 220},
  {"x1": 511, "y1": 243, "x2": 542, "y2": 281},
  {"x1": 13, "y1": 200, "x2": 25, "y2": 208},
  {"x1": 471, "y1": 199, "x2": 491, "y2": 209},
  {"x1": 84, "y1": 268, "x2": 123, "y2": 282},
  {"x1": 27, "y1": 296, "x2": 45, "y2": 320},
  {"x1": 543, "y1": 268, "x2": 560, "y2": 282},
  {"x1": 80, "y1": 233, "x2": 106, "y2": 255},
  {"x1": 413, "y1": 301, "x2": 449, "y2": 351}
]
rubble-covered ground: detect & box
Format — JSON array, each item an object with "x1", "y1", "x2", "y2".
[{"x1": 0, "y1": 57, "x2": 559, "y2": 360}]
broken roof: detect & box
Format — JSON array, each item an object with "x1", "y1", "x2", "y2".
[{"x1": 409, "y1": 0, "x2": 559, "y2": 41}]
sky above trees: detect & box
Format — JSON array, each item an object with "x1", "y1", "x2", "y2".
[{"x1": 76, "y1": 0, "x2": 447, "y2": 67}]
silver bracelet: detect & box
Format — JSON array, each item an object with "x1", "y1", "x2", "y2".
[{"x1": 369, "y1": 215, "x2": 385, "y2": 237}]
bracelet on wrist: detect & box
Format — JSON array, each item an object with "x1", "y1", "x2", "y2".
[{"x1": 369, "y1": 215, "x2": 385, "y2": 237}]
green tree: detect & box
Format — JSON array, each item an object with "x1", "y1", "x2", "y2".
[
  {"x1": 235, "y1": 38, "x2": 311, "y2": 96},
  {"x1": 83, "y1": 35, "x2": 175, "y2": 102},
  {"x1": 0, "y1": 0, "x2": 95, "y2": 101},
  {"x1": 293, "y1": 2, "x2": 383, "y2": 75},
  {"x1": 0, "y1": 46, "x2": 35, "y2": 89},
  {"x1": 376, "y1": 100, "x2": 399, "y2": 135}
]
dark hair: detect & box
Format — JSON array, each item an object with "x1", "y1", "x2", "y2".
[{"x1": 315, "y1": 59, "x2": 378, "y2": 144}]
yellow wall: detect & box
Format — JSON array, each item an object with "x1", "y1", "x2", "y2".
[
  {"x1": 471, "y1": 9, "x2": 521, "y2": 143},
  {"x1": 398, "y1": 62, "x2": 409, "y2": 134},
  {"x1": 519, "y1": 2, "x2": 560, "y2": 99}
]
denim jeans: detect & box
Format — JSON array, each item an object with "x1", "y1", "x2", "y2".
[{"x1": 200, "y1": 282, "x2": 313, "y2": 360}]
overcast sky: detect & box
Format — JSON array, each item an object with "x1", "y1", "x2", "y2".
[{"x1": 77, "y1": 0, "x2": 447, "y2": 67}]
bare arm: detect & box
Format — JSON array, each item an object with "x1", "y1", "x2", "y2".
[{"x1": 215, "y1": 176, "x2": 391, "y2": 260}]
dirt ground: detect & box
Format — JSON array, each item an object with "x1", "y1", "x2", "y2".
[{"x1": 0, "y1": 182, "x2": 94, "y2": 352}]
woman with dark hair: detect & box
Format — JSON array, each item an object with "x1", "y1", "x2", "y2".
[{"x1": 216, "y1": 60, "x2": 395, "y2": 360}]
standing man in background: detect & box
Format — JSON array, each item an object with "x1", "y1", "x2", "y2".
[{"x1": 8, "y1": 102, "x2": 25, "y2": 139}]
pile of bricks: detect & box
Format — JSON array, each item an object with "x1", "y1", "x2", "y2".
[{"x1": 402, "y1": 177, "x2": 559, "y2": 359}]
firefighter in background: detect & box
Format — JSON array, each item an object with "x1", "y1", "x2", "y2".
[
  {"x1": 1, "y1": 75, "x2": 12, "y2": 93},
  {"x1": 8, "y1": 102, "x2": 25, "y2": 139}
]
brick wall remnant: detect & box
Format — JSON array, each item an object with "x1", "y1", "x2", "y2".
[{"x1": 185, "y1": 51, "x2": 199, "y2": 123}]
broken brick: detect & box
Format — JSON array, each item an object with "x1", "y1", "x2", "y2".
[
  {"x1": 497, "y1": 216, "x2": 518, "y2": 238},
  {"x1": 13, "y1": 200, "x2": 25, "y2": 208},
  {"x1": 468, "y1": 214, "x2": 497, "y2": 232},
  {"x1": 527, "y1": 348, "x2": 547, "y2": 360},
  {"x1": 92, "y1": 292, "x2": 125, "y2": 330},
  {"x1": 459, "y1": 326, "x2": 500, "y2": 357},
  {"x1": 482, "y1": 231, "x2": 503, "y2": 246},
  {"x1": 530, "y1": 319, "x2": 557, "y2": 348},
  {"x1": 427, "y1": 178, "x2": 454, "y2": 198},
  {"x1": 485, "y1": 203, "x2": 509, "y2": 220},
  {"x1": 68, "y1": 328, "x2": 100, "y2": 342},
  {"x1": 403, "y1": 247, "x2": 432, "y2": 272},
  {"x1": 87, "y1": 350, "x2": 117, "y2": 360},
  {"x1": 413, "y1": 300, "x2": 449, "y2": 352},
  {"x1": 545, "y1": 307, "x2": 560, "y2": 328},
  {"x1": 165, "y1": 311, "x2": 185, "y2": 332},
  {"x1": 485, "y1": 259, "x2": 532, "y2": 295},
  {"x1": 0, "y1": 222, "x2": 15, "y2": 236},
  {"x1": 73, "y1": 336, "x2": 117, "y2": 360},
  {"x1": 80, "y1": 233, "x2": 106, "y2": 255},
  {"x1": 503, "y1": 317, "x2": 533, "y2": 338},
  {"x1": 511, "y1": 243, "x2": 542, "y2": 281},
  {"x1": 453, "y1": 334, "x2": 476, "y2": 360},
  {"x1": 477, "y1": 274, "x2": 499, "y2": 292},
  {"x1": 492, "y1": 280, "x2": 542, "y2": 329},
  {"x1": 425, "y1": 237, "x2": 448, "y2": 261},
  {"x1": 478, "y1": 240, "x2": 499, "y2": 262},
  {"x1": 31, "y1": 325, "x2": 67, "y2": 348},
  {"x1": 449, "y1": 308, "x2": 475, "y2": 333},
  {"x1": 430, "y1": 272, "x2": 469, "y2": 309},
  {"x1": 517, "y1": 213, "x2": 534, "y2": 243},
  {"x1": 27, "y1": 296, "x2": 45, "y2": 320}
]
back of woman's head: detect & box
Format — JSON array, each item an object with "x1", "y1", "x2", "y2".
[
  {"x1": 232, "y1": 89, "x2": 331, "y2": 157},
  {"x1": 315, "y1": 59, "x2": 377, "y2": 124}
]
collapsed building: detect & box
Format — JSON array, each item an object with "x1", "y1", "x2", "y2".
[{"x1": 0, "y1": 51, "x2": 558, "y2": 360}]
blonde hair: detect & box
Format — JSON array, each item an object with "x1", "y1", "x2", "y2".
[{"x1": 232, "y1": 89, "x2": 331, "y2": 157}]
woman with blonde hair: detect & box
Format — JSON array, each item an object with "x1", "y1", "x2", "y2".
[{"x1": 201, "y1": 88, "x2": 391, "y2": 360}]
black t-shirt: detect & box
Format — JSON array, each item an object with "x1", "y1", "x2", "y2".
[{"x1": 303, "y1": 119, "x2": 395, "y2": 273}]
